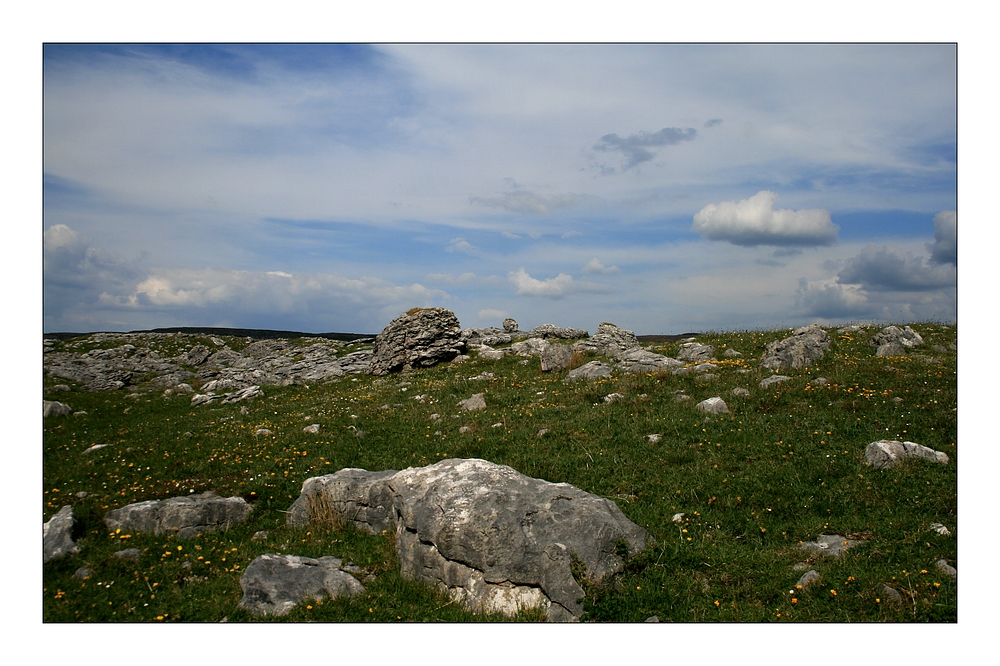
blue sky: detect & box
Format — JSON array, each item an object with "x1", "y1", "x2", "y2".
[{"x1": 42, "y1": 43, "x2": 957, "y2": 334}]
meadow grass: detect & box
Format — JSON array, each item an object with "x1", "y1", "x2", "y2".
[{"x1": 42, "y1": 323, "x2": 957, "y2": 622}]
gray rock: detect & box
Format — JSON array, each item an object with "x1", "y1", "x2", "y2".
[
  {"x1": 287, "y1": 468, "x2": 400, "y2": 533},
  {"x1": 520, "y1": 323, "x2": 589, "y2": 340},
  {"x1": 502, "y1": 318, "x2": 518, "y2": 333},
  {"x1": 572, "y1": 323, "x2": 640, "y2": 360},
  {"x1": 603, "y1": 392, "x2": 625, "y2": 403},
  {"x1": 104, "y1": 491, "x2": 252, "y2": 538},
  {"x1": 476, "y1": 346, "x2": 506, "y2": 361},
  {"x1": 617, "y1": 349, "x2": 683, "y2": 374},
  {"x1": 43, "y1": 505, "x2": 79, "y2": 563},
  {"x1": 303, "y1": 424, "x2": 321, "y2": 434},
  {"x1": 43, "y1": 400, "x2": 73, "y2": 417},
  {"x1": 186, "y1": 345, "x2": 211, "y2": 366},
  {"x1": 695, "y1": 397, "x2": 728, "y2": 414},
  {"x1": 761, "y1": 324, "x2": 830, "y2": 370},
  {"x1": 368, "y1": 308, "x2": 466, "y2": 375},
  {"x1": 49, "y1": 384, "x2": 71, "y2": 392},
  {"x1": 795, "y1": 569, "x2": 821, "y2": 590},
  {"x1": 458, "y1": 393, "x2": 487, "y2": 411},
  {"x1": 811, "y1": 377, "x2": 828, "y2": 386},
  {"x1": 510, "y1": 337, "x2": 550, "y2": 357},
  {"x1": 880, "y1": 584, "x2": 904, "y2": 605},
  {"x1": 644, "y1": 615, "x2": 660, "y2": 622},
  {"x1": 460, "y1": 327, "x2": 512, "y2": 347},
  {"x1": 287, "y1": 458, "x2": 649, "y2": 621},
  {"x1": 935, "y1": 559, "x2": 957, "y2": 579},
  {"x1": 83, "y1": 443, "x2": 109, "y2": 454},
  {"x1": 677, "y1": 342, "x2": 715, "y2": 362},
  {"x1": 864, "y1": 440, "x2": 949, "y2": 469},
  {"x1": 671, "y1": 362, "x2": 717, "y2": 376},
  {"x1": 540, "y1": 343, "x2": 574, "y2": 372},
  {"x1": 73, "y1": 567, "x2": 93, "y2": 579},
  {"x1": 874, "y1": 341, "x2": 906, "y2": 357},
  {"x1": 731, "y1": 387, "x2": 750, "y2": 397},
  {"x1": 723, "y1": 348, "x2": 742, "y2": 358},
  {"x1": 564, "y1": 361, "x2": 613, "y2": 382},
  {"x1": 798, "y1": 534, "x2": 864, "y2": 557},
  {"x1": 929, "y1": 522, "x2": 952, "y2": 536},
  {"x1": 238, "y1": 554, "x2": 365, "y2": 616},
  {"x1": 759, "y1": 375, "x2": 792, "y2": 389},
  {"x1": 871, "y1": 325, "x2": 923, "y2": 354},
  {"x1": 114, "y1": 548, "x2": 142, "y2": 561}
]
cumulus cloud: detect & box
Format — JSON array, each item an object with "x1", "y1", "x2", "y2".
[
  {"x1": 508, "y1": 267, "x2": 610, "y2": 298},
  {"x1": 582, "y1": 258, "x2": 620, "y2": 274},
  {"x1": 470, "y1": 190, "x2": 598, "y2": 215},
  {"x1": 837, "y1": 243, "x2": 956, "y2": 292},
  {"x1": 594, "y1": 126, "x2": 698, "y2": 170},
  {"x1": 795, "y1": 278, "x2": 875, "y2": 320},
  {"x1": 692, "y1": 191, "x2": 839, "y2": 247},
  {"x1": 927, "y1": 210, "x2": 957, "y2": 265},
  {"x1": 445, "y1": 237, "x2": 476, "y2": 253}
]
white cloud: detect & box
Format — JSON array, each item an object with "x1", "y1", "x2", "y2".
[
  {"x1": 445, "y1": 237, "x2": 476, "y2": 253},
  {"x1": 692, "y1": 190, "x2": 839, "y2": 247},
  {"x1": 508, "y1": 267, "x2": 610, "y2": 298},
  {"x1": 470, "y1": 190, "x2": 598, "y2": 215},
  {"x1": 837, "y1": 243, "x2": 956, "y2": 292},
  {"x1": 582, "y1": 258, "x2": 620, "y2": 274},
  {"x1": 928, "y1": 210, "x2": 957, "y2": 265}
]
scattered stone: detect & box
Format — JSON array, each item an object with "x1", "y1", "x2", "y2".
[
  {"x1": 935, "y1": 559, "x2": 957, "y2": 580},
  {"x1": 672, "y1": 362, "x2": 717, "y2": 376},
  {"x1": 252, "y1": 531, "x2": 269, "y2": 541},
  {"x1": 459, "y1": 426, "x2": 472, "y2": 434},
  {"x1": 43, "y1": 505, "x2": 79, "y2": 563},
  {"x1": 537, "y1": 429, "x2": 550, "y2": 438},
  {"x1": 468, "y1": 372, "x2": 495, "y2": 381},
  {"x1": 644, "y1": 616, "x2": 661, "y2": 623},
  {"x1": 520, "y1": 324, "x2": 589, "y2": 340},
  {"x1": 186, "y1": 345, "x2": 211, "y2": 366},
  {"x1": 114, "y1": 548, "x2": 141, "y2": 561},
  {"x1": 617, "y1": 349, "x2": 683, "y2": 374},
  {"x1": 75, "y1": 491, "x2": 88, "y2": 498},
  {"x1": 731, "y1": 387, "x2": 750, "y2": 397},
  {"x1": 303, "y1": 424, "x2": 321, "y2": 434},
  {"x1": 811, "y1": 377, "x2": 828, "y2": 386},
  {"x1": 451, "y1": 354, "x2": 471, "y2": 365},
  {"x1": 837, "y1": 324, "x2": 866, "y2": 333},
  {"x1": 695, "y1": 397, "x2": 728, "y2": 414},
  {"x1": 221, "y1": 385, "x2": 263, "y2": 404},
  {"x1": 677, "y1": 342, "x2": 715, "y2": 362},
  {"x1": 460, "y1": 327, "x2": 512, "y2": 347},
  {"x1": 540, "y1": 344, "x2": 574, "y2": 372},
  {"x1": 477, "y1": 347, "x2": 506, "y2": 361},
  {"x1": 671, "y1": 513, "x2": 685, "y2": 523},
  {"x1": 870, "y1": 325, "x2": 923, "y2": 357},
  {"x1": 864, "y1": 440, "x2": 949, "y2": 469},
  {"x1": 929, "y1": 523, "x2": 952, "y2": 536},
  {"x1": 103, "y1": 491, "x2": 253, "y2": 538},
  {"x1": 83, "y1": 443, "x2": 109, "y2": 454},
  {"x1": 723, "y1": 348, "x2": 742, "y2": 358},
  {"x1": 510, "y1": 337, "x2": 550, "y2": 357},
  {"x1": 795, "y1": 569, "x2": 821, "y2": 590},
  {"x1": 798, "y1": 534, "x2": 864, "y2": 557},
  {"x1": 255, "y1": 428, "x2": 273, "y2": 437},
  {"x1": 287, "y1": 458, "x2": 649, "y2": 621},
  {"x1": 791, "y1": 563, "x2": 810, "y2": 572},
  {"x1": 458, "y1": 393, "x2": 487, "y2": 411},
  {"x1": 647, "y1": 434, "x2": 662, "y2": 444},
  {"x1": 695, "y1": 373, "x2": 717, "y2": 382},
  {"x1": 43, "y1": 400, "x2": 73, "y2": 418},
  {"x1": 760, "y1": 324, "x2": 830, "y2": 370},
  {"x1": 674, "y1": 393, "x2": 691, "y2": 402},
  {"x1": 368, "y1": 308, "x2": 466, "y2": 375},
  {"x1": 879, "y1": 584, "x2": 905, "y2": 607},
  {"x1": 238, "y1": 554, "x2": 365, "y2": 616},
  {"x1": 563, "y1": 360, "x2": 612, "y2": 383},
  {"x1": 892, "y1": 396, "x2": 903, "y2": 403},
  {"x1": 603, "y1": 393, "x2": 625, "y2": 403},
  {"x1": 49, "y1": 384, "x2": 71, "y2": 392},
  {"x1": 572, "y1": 323, "x2": 640, "y2": 360},
  {"x1": 73, "y1": 567, "x2": 93, "y2": 580},
  {"x1": 502, "y1": 318, "x2": 518, "y2": 333},
  {"x1": 759, "y1": 375, "x2": 792, "y2": 389}
]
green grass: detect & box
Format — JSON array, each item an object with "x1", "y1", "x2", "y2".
[{"x1": 42, "y1": 323, "x2": 957, "y2": 622}]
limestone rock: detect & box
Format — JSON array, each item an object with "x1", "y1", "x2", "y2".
[
  {"x1": 731, "y1": 387, "x2": 750, "y2": 397},
  {"x1": 572, "y1": 323, "x2": 640, "y2": 360},
  {"x1": 519, "y1": 324, "x2": 589, "y2": 340},
  {"x1": 185, "y1": 345, "x2": 211, "y2": 366},
  {"x1": 759, "y1": 375, "x2": 792, "y2": 389},
  {"x1": 865, "y1": 440, "x2": 949, "y2": 469},
  {"x1": 564, "y1": 361, "x2": 612, "y2": 382},
  {"x1": 798, "y1": 534, "x2": 864, "y2": 557},
  {"x1": 760, "y1": 324, "x2": 830, "y2": 370},
  {"x1": 540, "y1": 343, "x2": 573, "y2": 372},
  {"x1": 43, "y1": 505, "x2": 79, "y2": 563},
  {"x1": 935, "y1": 559, "x2": 957, "y2": 580},
  {"x1": 104, "y1": 491, "x2": 252, "y2": 538},
  {"x1": 617, "y1": 349, "x2": 683, "y2": 374},
  {"x1": 44, "y1": 400, "x2": 73, "y2": 418},
  {"x1": 502, "y1": 318, "x2": 518, "y2": 333},
  {"x1": 368, "y1": 308, "x2": 465, "y2": 375},
  {"x1": 795, "y1": 569, "x2": 821, "y2": 590},
  {"x1": 287, "y1": 458, "x2": 649, "y2": 621},
  {"x1": 510, "y1": 337, "x2": 550, "y2": 357},
  {"x1": 238, "y1": 554, "x2": 364, "y2": 616},
  {"x1": 458, "y1": 393, "x2": 487, "y2": 411},
  {"x1": 460, "y1": 327, "x2": 512, "y2": 347},
  {"x1": 676, "y1": 342, "x2": 714, "y2": 362},
  {"x1": 695, "y1": 397, "x2": 728, "y2": 414},
  {"x1": 871, "y1": 325, "x2": 923, "y2": 357}
]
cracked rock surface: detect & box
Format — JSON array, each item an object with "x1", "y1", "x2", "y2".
[
  {"x1": 287, "y1": 458, "x2": 649, "y2": 621},
  {"x1": 103, "y1": 491, "x2": 253, "y2": 538}
]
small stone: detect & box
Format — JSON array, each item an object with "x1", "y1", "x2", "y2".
[
  {"x1": 458, "y1": 393, "x2": 487, "y2": 411},
  {"x1": 114, "y1": 548, "x2": 141, "y2": 561},
  {"x1": 759, "y1": 375, "x2": 791, "y2": 389},
  {"x1": 795, "y1": 569, "x2": 821, "y2": 589},
  {"x1": 811, "y1": 377, "x2": 828, "y2": 386},
  {"x1": 644, "y1": 616, "x2": 661, "y2": 622},
  {"x1": 73, "y1": 567, "x2": 93, "y2": 580},
  {"x1": 929, "y1": 523, "x2": 951, "y2": 536},
  {"x1": 731, "y1": 387, "x2": 750, "y2": 397},
  {"x1": 459, "y1": 426, "x2": 472, "y2": 434},
  {"x1": 252, "y1": 531, "x2": 269, "y2": 541},
  {"x1": 880, "y1": 584, "x2": 904, "y2": 605},
  {"x1": 695, "y1": 397, "x2": 728, "y2": 414},
  {"x1": 647, "y1": 434, "x2": 662, "y2": 444},
  {"x1": 255, "y1": 428, "x2": 273, "y2": 437},
  {"x1": 303, "y1": 424, "x2": 321, "y2": 434},
  {"x1": 75, "y1": 491, "x2": 89, "y2": 499},
  {"x1": 603, "y1": 393, "x2": 624, "y2": 403},
  {"x1": 671, "y1": 513, "x2": 685, "y2": 523},
  {"x1": 935, "y1": 559, "x2": 957, "y2": 579},
  {"x1": 537, "y1": 429, "x2": 550, "y2": 438}
]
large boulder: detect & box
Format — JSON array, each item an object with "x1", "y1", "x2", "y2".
[
  {"x1": 865, "y1": 440, "x2": 949, "y2": 469},
  {"x1": 563, "y1": 361, "x2": 613, "y2": 382},
  {"x1": 617, "y1": 349, "x2": 684, "y2": 374},
  {"x1": 510, "y1": 337, "x2": 550, "y2": 357},
  {"x1": 103, "y1": 491, "x2": 253, "y2": 538},
  {"x1": 540, "y1": 343, "x2": 574, "y2": 372},
  {"x1": 676, "y1": 342, "x2": 715, "y2": 362},
  {"x1": 572, "y1": 323, "x2": 640, "y2": 360},
  {"x1": 760, "y1": 324, "x2": 830, "y2": 370},
  {"x1": 238, "y1": 554, "x2": 365, "y2": 616},
  {"x1": 43, "y1": 400, "x2": 73, "y2": 417},
  {"x1": 368, "y1": 308, "x2": 466, "y2": 376},
  {"x1": 43, "y1": 505, "x2": 79, "y2": 562},
  {"x1": 287, "y1": 458, "x2": 649, "y2": 621}
]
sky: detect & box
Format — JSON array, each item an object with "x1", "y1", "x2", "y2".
[{"x1": 41, "y1": 43, "x2": 958, "y2": 335}]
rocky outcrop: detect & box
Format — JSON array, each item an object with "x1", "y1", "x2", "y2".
[
  {"x1": 287, "y1": 458, "x2": 649, "y2": 621},
  {"x1": 460, "y1": 327, "x2": 512, "y2": 347},
  {"x1": 870, "y1": 325, "x2": 923, "y2": 356},
  {"x1": 759, "y1": 375, "x2": 792, "y2": 389},
  {"x1": 572, "y1": 323, "x2": 640, "y2": 360},
  {"x1": 864, "y1": 440, "x2": 949, "y2": 469},
  {"x1": 510, "y1": 337, "x2": 550, "y2": 357},
  {"x1": 564, "y1": 361, "x2": 612, "y2": 382},
  {"x1": 540, "y1": 343, "x2": 574, "y2": 372},
  {"x1": 368, "y1": 308, "x2": 466, "y2": 376},
  {"x1": 515, "y1": 324, "x2": 589, "y2": 341},
  {"x1": 502, "y1": 318, "x2": 518, "y2": 333},
  {"x1": 43, "y1": 505, "x2": 79, "y2": 563},
  {"x1": 760, "y1": 324, "x2": 830, "y2": 370},
  {"x1": 677, "y1": 342, "x2": 715, "y2": 362},
  {"x1": 103, "y1": 491, "x2": 253, "y2": 539},
  {"x1": 238, "y1": 554, "x2": 365, "y2": 616},
  {"x1": 617, "y1": 349, "x2": 684, "y2": 374}
]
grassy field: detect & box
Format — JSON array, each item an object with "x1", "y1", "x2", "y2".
[{"x1": 42, "y1": 323, "x2": 957, "y2": 622}]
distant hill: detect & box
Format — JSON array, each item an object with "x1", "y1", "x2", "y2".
[{"x1": 43, "y1": 327, "x2": 376, "y2": 343}]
